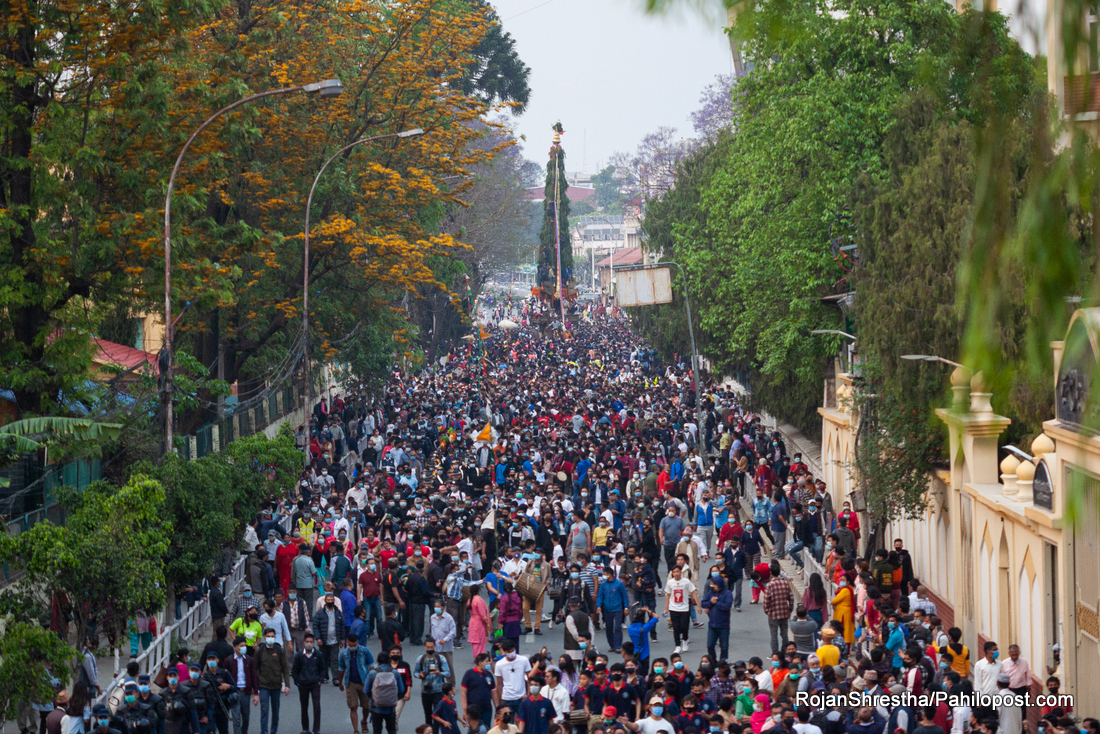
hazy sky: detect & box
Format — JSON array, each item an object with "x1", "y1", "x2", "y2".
[{"x1": 493, "y1": 0, "x2": 734, "y2": 174}]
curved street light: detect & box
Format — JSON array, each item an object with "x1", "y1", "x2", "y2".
[
  {"x1": 900, "y1": 354, "x2": 964, "y2": 368},
  {"x1": 811, "y1": 329, "x2": 857, "y2": 340},
  {"x1": 300, "y1": 128, "x2": 425, "y2": 464},
  {"x1": 160, "y1": 79, "x2": 344, "y2": 458}
]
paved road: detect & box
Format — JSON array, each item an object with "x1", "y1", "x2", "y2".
[{"x1": 260, "y1": 580, "x2": 775, "y2": 734}]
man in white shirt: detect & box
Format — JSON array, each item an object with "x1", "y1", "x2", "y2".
[
  {"x1": 494, "y1": 640, "x2": 533, "y2": 710},
  {"x1": 541, "y1": 668, "x2": 570, "y2": 723},
  {"x1": 346, "y1": 483, "x2": 368, "y2": 512},
  {"x1": 973, "y1": 641, "x2": 1002, "y2": 696}
]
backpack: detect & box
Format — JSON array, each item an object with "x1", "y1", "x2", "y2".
[{"x1": 371, "y1": 669, "x2": 399, "y2": 707}]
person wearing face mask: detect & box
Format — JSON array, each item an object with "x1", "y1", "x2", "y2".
[
  {"x1": 291, "y1": 544, "x2": 319, "y2": 611},
  {"x1": 701, "y1": 567, "x2": 733, "y2": 661},
  {"x1": 311, "y1": 592, "x2": 345, "y2": 685},
  {"x1": 254, "y1": 631, "x2": 290, "y2": 734},
  {"x1": 658, "y1": 506, "x2": 685, "y2": 577},
  {"x1": 493, "y1": 639, "x2": 532, "y2": 713},
  {"x1": 973, "y1": 641, "x2": 1002, "y2": 706},
  {"x1": 357, "y1": 553, "x2": 385, "y2": 641},
  {"x1": 415, "y1": 639, "x2": 452, "y2": 724},
  {"x1": 514, "y1": 674, "x2": 555, "y2": 734},
  {"x1": 161, "y1": 666, "x2": 194, "y2": 734},
  {"x1": 118, "y1": 682, "x2": 157, "y2": 734},
  {"x1": 596, "y1": 567, "x2": 629, "y2": 653},
  {"x1": 291, "y1": 633, "x2": 326, "y2": 734},
  {"x1": 89, "y1": 704, "x2": 126, "y2": 734},
  {"x1": 277, "y1": 587, "x2": 309, "y2": 656},
  {"x1": 616, "y1": 697, "x2": 673, "y2": 734},
  {"x1": 603, "y1": 663, "x2": 642, "y2": 722},
  {"x1": 230, "y1": 608, "x2": 264, "y2": 654},
  {"x1": 199, "y1": 652, "x2": 235, "y2": 734},
  {"x1": 430, "y1": 600, "x2": 459, "y2": 686}
]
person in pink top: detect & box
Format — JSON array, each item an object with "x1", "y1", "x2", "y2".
[{"x1": 467, "y1": 582, "x2": 491, "y2": 656}]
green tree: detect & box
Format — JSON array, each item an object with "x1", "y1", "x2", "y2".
[
  {"x1": 539, "y1": 123, "x2": 574, "y2": 280},
  {"x1": 7, "y1": 475, "x2": 170, "y2": 646},
  {"x1": 591, "y1": 165, "x2": 623, "y2": 212},
  {"x1": 455, "y1": 0, "x2": 532, "y2": 110},
  {"x1": 0, "y1": 622, "x2": 73, "y2": 729},
  {"x1": 137, "y1": 454, "x2": 240, "y2": 616},
  {"x1": 0, "y1": 0, "x2": 212, "y2": 416}
]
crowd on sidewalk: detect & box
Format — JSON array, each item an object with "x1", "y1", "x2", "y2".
[{"x1": 33, "y1": 312, "x2": 1092, "y2": 734}]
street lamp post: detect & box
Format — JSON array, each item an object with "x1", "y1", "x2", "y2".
[
  {"x1": 300, "y1": 128, "x2": 424, "y2": 465},
  {"x1": 810, "y1": 329, "x2": 857, "y2": 340},
  {"x1": 811, "y1": 329, "x2": 858, "y2": 372},
  {"x1": 161, "y1": 79, "x2": 343, "y2": 458},
  {"x1": 900, "y1": 354, "x2": 965, "y2": 368}
]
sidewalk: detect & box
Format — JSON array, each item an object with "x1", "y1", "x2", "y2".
[
  {"x1": 734, "y1": 492, "x2": 817, "y2": 604},
  {"x1": 89, "y1": 608, "x2": 220, "y2": 696}
]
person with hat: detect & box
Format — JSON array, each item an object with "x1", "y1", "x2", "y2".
[
  {"x1": 232, "y1": 584, "x2": 260, "y2": 622},
  {"x1": 89, "y1": 704, "x2": 126, "y2": 734},
  {"x1": 181, "y1": 660, "x2": 217, "y2": 734},
  {"x1": 160, "y1": 665, "x2": 191, "y2": 734},
  {"x1": 118, "y1": 681, "x2": 157, "y2": 734},
  {"x1": 616, "y1": 697, "x2": 673, "y2": 734},
  {"x1": 201, "y1": 651, "x2": 236, "y2": 734}
]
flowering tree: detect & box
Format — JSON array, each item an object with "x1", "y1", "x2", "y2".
[{"x1": 691, "y1": 73, "x2": 739, "y2": 142}]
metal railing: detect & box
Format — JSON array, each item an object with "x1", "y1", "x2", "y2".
[{"x1": 94, "y1": 553, "x2": 247, "y2": 711}]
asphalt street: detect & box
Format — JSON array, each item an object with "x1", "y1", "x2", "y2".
[{"x1": 263, "y1": 576, "x2": 774, "y2": 734}]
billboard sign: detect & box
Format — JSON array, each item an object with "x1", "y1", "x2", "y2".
[{"x1": 616, "y1": 266, "x2": 673, "y2": 307}]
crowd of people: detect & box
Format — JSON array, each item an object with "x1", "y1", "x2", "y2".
[{"x1": 44, "y1": 307, "x2": 1091, "y2": 734}]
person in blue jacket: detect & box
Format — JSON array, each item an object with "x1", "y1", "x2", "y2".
[
  {"x1": 596, "y1": 568, "x2": 630, "y2": 653},
  {"x1": 722, "y1": 536, "x2": 747, "y2": 612},
  {"x1": 701, "y1": 570, "x2": 733, "y2": 662},
  {"x1": 627, "y1": 608, "x2": 660, "y2": 675}
]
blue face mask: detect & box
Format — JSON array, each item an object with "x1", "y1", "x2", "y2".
[
  {"x1": 138, "y1": 685, "x2": 150, "y2": 694},
  {"x1": 579, "y1": 642, "x2": 587, "y2": 650},
  {"x1": 888, "y1": 622, "x2": 896, "y2": 629},
  {"x1": 571, "y1": 572, "x2": 579, "y2": 579},
  {"x1": 992, "y1": 651, "x2": 999, "y2": 660},
  {"x1": 712, "y1": 572, "x2": 721, "y2": 579},
  {"x1": 939, "y1": 661, "x2": 948, "y2": 669},
  {"x1": 771, "y1": 661, "x2": 780, "y2": 668},
  {"x1": 652, "y1": 707, "x2": 663, "y2": 717}
]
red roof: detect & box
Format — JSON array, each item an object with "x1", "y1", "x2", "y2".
[
  {"x1": 92, "y1": 338, "x2": 157, "y2": 371},
  {"x1": 596, "y1": 246, "x2": 644, "y2": 268},
  {"x1": 525, "y1": 186, "x2": 597, "y2": 203}
]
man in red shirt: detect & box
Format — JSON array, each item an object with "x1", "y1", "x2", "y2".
[
  {"x1": 357, "y1": 556, "x2": 383, "y2": 639},
  {"x1": 657, "y1": 465, "x2": 671, "y2": 496}
]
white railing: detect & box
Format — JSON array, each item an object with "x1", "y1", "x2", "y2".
[{"x1": 95, "y1": 553, "x2": 247, "y2": 710}]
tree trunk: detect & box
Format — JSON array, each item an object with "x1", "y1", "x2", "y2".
[{"x1": 165, "y1": 582, "x2": 177, "y2": 626}]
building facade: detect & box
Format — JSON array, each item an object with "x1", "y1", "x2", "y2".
[{"x1": 815, "y1": 310, "x2": 1100, "y2": 708}]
